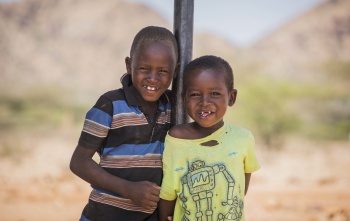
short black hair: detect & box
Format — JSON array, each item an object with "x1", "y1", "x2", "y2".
[
  {"x1": 130, "y1": 26, "x2": 178, "y2": 59},
  {"x1": 183, "y1": 55, "x2": 234, "y2": 92}
]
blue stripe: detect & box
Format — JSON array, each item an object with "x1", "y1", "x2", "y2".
[
  {"x1": 159, "y1": 101, "x2": 171, "y2": 112},
  {"x1": 102, "y1": 141, "x2": 164, "y2": 156},
  {"x1": 80, "y1": 214, "x2": 90, "y2": 221},
  {"x1": 85, "y1": 108, "x2": 112, "y2": 127},
  {"x1": 163, "y1": 102, "x2": 171, "y2": 111},
  {"x1": 92, "y1": 186, "x2": 125, "y2": 198},
  {"x1": 112, "y1": 100, "x2": 142, "y2": 115}
]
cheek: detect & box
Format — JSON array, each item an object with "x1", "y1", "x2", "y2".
[
  {"x1": 186, "y1": 101, "x2": 198, "y2": 112},
  {"x1": 161, "y1": 75, "x2": 174, "y2": 85},
  {"x1": 218, "y1": 104, "x2": 228, "y2": 114}
]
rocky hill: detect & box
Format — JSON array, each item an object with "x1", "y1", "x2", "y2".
[
  {"x1": 0, "y1": 0, "x2": 240, "y2": 102},
  {"x1": 249, "y1": 0, "x2": 350, "y2": 81},
  {"x1": 0, "y1": 0, "x2": 171, "y2": 100},
  {"x1": 0, "y1": 0, "x2": 349, "y2": 102}
]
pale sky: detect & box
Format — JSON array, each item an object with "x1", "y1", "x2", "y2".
[
  {"x1": 0, "y1": 0, "x2": 326, "y2": 46},
  {"x1": 130, "y1": 0, "x2": 326, "y2": 46}
]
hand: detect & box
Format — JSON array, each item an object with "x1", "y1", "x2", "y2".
[
  {"x1": 167, "y1": 216, "x2": 173, "y2": 221},
  {"x1": 127, "y1": 181, "x2": 160, "y2": 210}
]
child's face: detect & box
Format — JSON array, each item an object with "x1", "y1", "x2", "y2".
[
  {"x1": 184, "y1": 69, "x2": 237, "y2": 130},
  {"x1": 125, "y1": 41, "x2": 177, "y2": 103}
]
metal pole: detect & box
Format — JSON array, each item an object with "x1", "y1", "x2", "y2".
[{"x1": 172, "y1": 0, "x2": 194, "y2": 125}]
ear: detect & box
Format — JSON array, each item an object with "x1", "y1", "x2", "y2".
[
  {"x1": 228, "y1": 89, "x2": 237, "y2": 106},
  {"x1": 125, "y1": 57, "x2": 131, "y2": 74}
]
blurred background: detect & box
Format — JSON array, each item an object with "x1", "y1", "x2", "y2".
[{"x1": 0, "y1": 0, "x2": 349, "y2": 220}]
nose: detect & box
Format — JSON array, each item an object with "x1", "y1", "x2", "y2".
[
  {"x1": 200, "y1": 95, "x2": 211, "y2": 106},
  {"x1": 148, "y1": 69, "x2": 159, "y2": 82}
]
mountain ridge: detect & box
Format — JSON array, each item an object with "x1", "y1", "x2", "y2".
[
  {"x1": 249, "y1": 0, "x2": 350, "y2": 80},
  {"x1": 1, "y1": 0, "x2": 242, "y2": 102},
  {"x1": 0, "y1": 0, "x2": 349, "y2": 101}
]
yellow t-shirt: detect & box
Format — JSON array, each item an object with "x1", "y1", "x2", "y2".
[{"x1": 160, "y1": 123, "x2": 260, "y2": 221}]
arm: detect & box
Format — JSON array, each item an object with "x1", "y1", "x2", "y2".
[
  {"x1": 244, "y1": 173, "x2": 251, "y2": 195},
  {"x1": 158, "y1": 198, "x2": 176, "y2": 221},
  {"x1": 70, "y1": 144, "x2": 160, "y2": 210}
]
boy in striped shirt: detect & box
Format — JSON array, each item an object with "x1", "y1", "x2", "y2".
[{"x1": 70, "y1": 26, "x2": 178, "y2": 221}]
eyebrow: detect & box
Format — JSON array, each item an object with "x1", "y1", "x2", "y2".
[{"x1": 187, "y1": 86, "x2": 225, "y2": 91}]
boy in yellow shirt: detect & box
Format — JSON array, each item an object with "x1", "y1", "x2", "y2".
[{"x1": 159, "y1": 55, "x2": 260, "y2": 221}]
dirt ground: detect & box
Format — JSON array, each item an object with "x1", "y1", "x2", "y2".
[{"x1": 1, "y1": 130, "x2": 349, "y2": 221}]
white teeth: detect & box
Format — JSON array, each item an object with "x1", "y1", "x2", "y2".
[
  {"x1": 144, "y1": 86, "x2": 158, "y2": 91},
  {"x1": 200, "y1": 111, "x2": 212, "y2": 117}
]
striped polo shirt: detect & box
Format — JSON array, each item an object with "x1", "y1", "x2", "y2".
[{"x1": 78, "y1": 74, "x2": 172, "y2": 220}]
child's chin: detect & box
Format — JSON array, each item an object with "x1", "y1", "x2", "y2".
[
  {"x1": 194, "y1": 121, "x2": 212, "y2": 127},
  {"x1": 142, "y1": 92, "x2": 165, "y2": 101},
  {"x1": 143, "y1": 95, "x2": 162, "y2": 102}
]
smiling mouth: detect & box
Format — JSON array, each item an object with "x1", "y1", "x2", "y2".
[
  {"x1": 144, "y1": 85, "x2": 159, "y2": 91},
  {"x1": 199, "y1": 111, "x2": 212, "y2": 117}
]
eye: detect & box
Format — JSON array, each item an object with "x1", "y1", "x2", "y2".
[
  {"x1": 158, "y1": 69, "x2": 169, "y2": 75},
  {"x1": 211, "y1": 92, "x2": 221, "y2": 96},
  {"x1": 189, "y1": 93, "x2": 200, "y2": 97},
  {"x1": 139, "y1": 67, "x2": 149, "y2": 71}
]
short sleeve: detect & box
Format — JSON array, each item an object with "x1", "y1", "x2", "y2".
[
  {"x1": 244, "y1": 132, "x2": 260, "y2": 173},
  {"x1": 160, "y1": 134, "x2": 178, "y2": 201},
  {"x1": 78, "y1": 95, "x2": 112, "y2": 150}
]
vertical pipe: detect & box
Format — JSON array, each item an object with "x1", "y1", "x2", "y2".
[{"x1": 172, "y1": 0, "x2": 194, "y2": 125}]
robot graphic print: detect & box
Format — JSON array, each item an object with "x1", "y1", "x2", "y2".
[{"x1": 178, "y1": 159, "x2": 243, "y2": 221}]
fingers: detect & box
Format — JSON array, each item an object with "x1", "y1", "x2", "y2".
[
  {"x1": 145, "y1": 183, "x2": 160, "y2": 209},
  {"x1": 146, "y1": 182, "x2": 160, "y2": 197},
  {"x1": 149, "y1": 182, "x2": 161, "y2": 189},
  {"x1": 130, "y1": 181, "x2": 161, "y2": 210},
  {"x1": 142, "y1": 193, "x2": 159, "y2": 210}
]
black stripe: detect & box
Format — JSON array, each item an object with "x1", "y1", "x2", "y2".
[
  {"x1": 103, "y1": 167, "x2": 163, "y2": 185},
  {"x1": 83, "y1": 200, "x2": 158, "y2": 221}
]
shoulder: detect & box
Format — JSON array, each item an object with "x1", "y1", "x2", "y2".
[
  {"x1": 168, "y1": 123, "x2": 192, "y2": 139},
  {"x1": 169, "y1": 123, "x2": 196, "y2": 140},
  {"x1": 100, "y1": 88, "x2": 125, "y2": 101},
  {"x1": 92, "y1": 88, "x2": 124, "y2": 114},
  {"x1": 226, "y1": 124, "x2": 254, "y2": 139}
]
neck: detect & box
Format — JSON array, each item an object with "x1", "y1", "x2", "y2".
[{"x1": 191, "y1": 121, "x2": 224, "y2": 138}]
